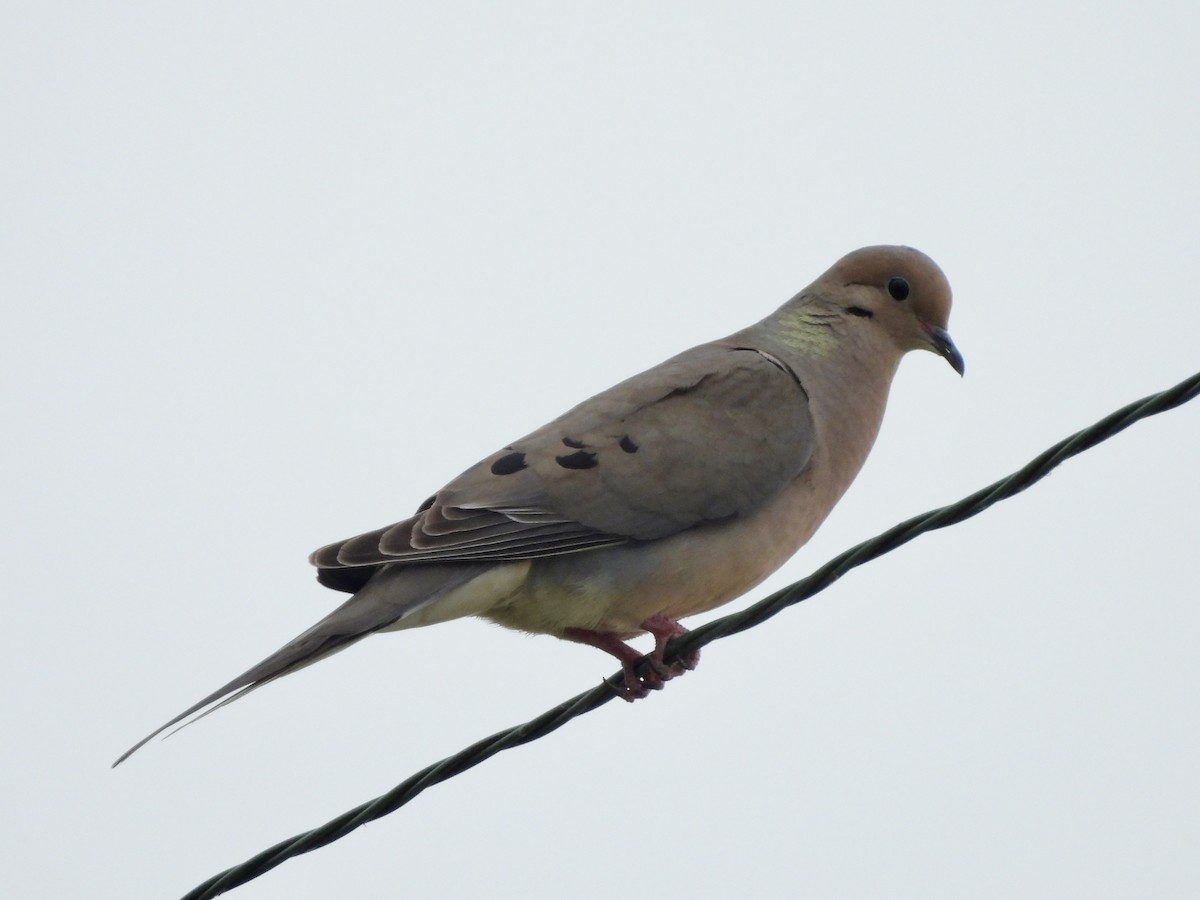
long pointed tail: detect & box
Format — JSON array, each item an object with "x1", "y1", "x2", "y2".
[{"x1": 113, "y1": 562, "x2": 488, "y2": 766}]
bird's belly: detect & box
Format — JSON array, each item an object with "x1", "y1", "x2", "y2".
[{"x1": 483, "y1": 479, "x2": 826, "y2": 638}]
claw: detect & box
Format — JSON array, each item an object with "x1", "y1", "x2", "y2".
[
  {"x1": 565, "y1": 614, "x2": 700, "y2": 701},
  {"x1": 640, "y1": 614, "x2": 701, "y2": 676}
]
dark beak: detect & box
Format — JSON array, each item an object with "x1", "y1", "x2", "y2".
[{"x1": 923, "y1": 323, "x2": 965, "y2": 376}]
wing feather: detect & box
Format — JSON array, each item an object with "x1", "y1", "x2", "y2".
[{"x1": 310, "y1": 344, "x2": 813, "y2": 589}]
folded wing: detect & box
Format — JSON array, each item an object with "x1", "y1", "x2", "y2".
[{"x1": 311, "y1": 344, "x2": 814, "y2": 592}]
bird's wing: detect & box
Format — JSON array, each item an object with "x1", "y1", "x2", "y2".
[{"x1": 311, "y1": 343, "x2": 814, "y2": 590}]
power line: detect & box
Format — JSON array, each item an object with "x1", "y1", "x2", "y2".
[{"x1": 181, "y1": 368, "x2": 1200, "y2": 900}]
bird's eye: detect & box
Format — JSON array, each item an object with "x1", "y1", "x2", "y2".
[{"x1": 887, "y1": 276, "x2": 910, "y2": 301}]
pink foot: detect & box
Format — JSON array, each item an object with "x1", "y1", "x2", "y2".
[
  {"x1": 564, "y1": 615, "x2": 701, "y2": 701},
  {"x1": 642, "y1": 614, "x2": 702, "y2": 676}
]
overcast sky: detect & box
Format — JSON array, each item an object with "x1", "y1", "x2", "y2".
[{"x1": 4, "y1": 4, "x2": 1199, "y2": 899}]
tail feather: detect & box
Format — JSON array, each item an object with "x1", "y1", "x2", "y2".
[{"x1": 113, "y1": 562, "x2": 488, "y2": 766}]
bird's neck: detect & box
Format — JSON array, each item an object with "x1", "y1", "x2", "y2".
[{"x1": 737, "y1": 302, "x2": 904, "y2": 492}]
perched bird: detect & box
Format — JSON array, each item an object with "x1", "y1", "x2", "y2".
[{"x1": 114, "y1": 245, "x2": 963, "y2": 766}]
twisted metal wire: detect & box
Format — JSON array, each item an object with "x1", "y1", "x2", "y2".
[{"x1": 183, "y1": 369, "x2": 1200, "y2": 899}]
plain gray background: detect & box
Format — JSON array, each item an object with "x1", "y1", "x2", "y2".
[{"x1": 4, "y1": 3, "x2": 1198, "y2": 898}]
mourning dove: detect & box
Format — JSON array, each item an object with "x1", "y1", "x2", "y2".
[{"x1": 114, "y1": 245, "x2": 963, "y2": 766}]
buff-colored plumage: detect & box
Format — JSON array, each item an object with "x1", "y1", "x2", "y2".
[{"x1": 114, "y1": 245, "x2": 962, "y2": 766}]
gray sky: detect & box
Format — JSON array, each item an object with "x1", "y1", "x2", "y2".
[{"x1": 4, "y1": 4, "x2": 1199, "y2": 898}]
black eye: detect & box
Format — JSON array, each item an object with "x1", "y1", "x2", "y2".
[{"x1": 887, "y1": 276, "x2": 910, "y2": 301}]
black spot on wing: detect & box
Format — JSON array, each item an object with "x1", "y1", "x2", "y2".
[
  {"x1": 490, "y1": 451, "x2": 528, "y2": 475},
  {"x1": 555, "y1": 449, "x2": 598, "y2": 470},
  {"x1": 561, "y1": 437, "x2": 586, "y2": 449},
  {"x1": 618, "y1": 435, "x2": 638, "y2": 453}
]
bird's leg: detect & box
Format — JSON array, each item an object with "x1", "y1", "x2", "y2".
[
  {"x1": 562, "y1": 627, "x2": 660, "y2": 699},
  {"x1": 641, "y1": 614, "x2": 701, "y2": 676},
  {"x1": 563, "y1": 615, "x2": 700, "y2": 702}
]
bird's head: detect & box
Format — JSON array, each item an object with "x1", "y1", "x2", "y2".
[{"x1": 818, "y1": 245, "x2": 964, "y2": 375}]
